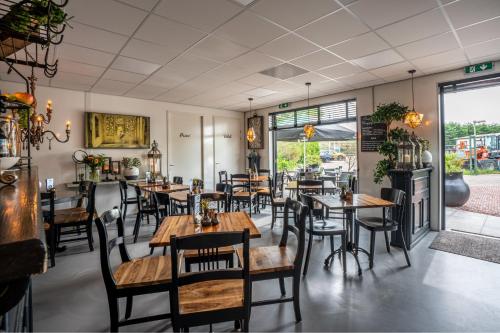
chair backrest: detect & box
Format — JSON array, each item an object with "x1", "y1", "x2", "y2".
[
  {"x1": 230, "y1": 173, "x2": 250, "y2": 192},
  {"x1": 218, "y1": 170, "x2": 228, "y2": 184},
  {"x1": 85, "y1": 182, "x2": 97, "y2": 216},
  {"x1": 187, "y1": 192, "x2": 229, "y2": 214},
  {"x1": 192, "y1": 178, "x2": 204, "y2": 189},
  {"x1": 349, "y1": 176, "x2": 357, "y2": 193},
  {"x1": 215, "y1": 182, "x2": 232, "y2": 193},
  {"x1": 155, "y1": 191, "x2": 170, "y2": 208},
  {"x1": 280, "y1": 198, "x2": 308, "y2": 271},
  {"x1": 381, "y1": 188, "x2": 406, "y2": 224},
  {"x1": 118, "y1": 180, "x2": 128, "y2": 202},
  {"x1": 41, "y1": 190, "x2": 55, "y2": 226},
  {"x1": 134, "y1": 185, "x2": 158, "y2": 213},
  {"x1": 274, "y1": 172, "x2": 284, "y2": 195},
  {"x1": 173, "y1": 176, "x2": 183, "y2": 184},
  {"x1": 169, "y1": 230, "x2": 250, "y2": 324},
  {"x1": 95, "y1": 208, "x2": 131, "y2": 293},
  {"x1": 258, "y1": 169, "x2": 270, "y2": 175},
  {"x1": 297, "y1": 179, "x2": 324, "y2": 195}
]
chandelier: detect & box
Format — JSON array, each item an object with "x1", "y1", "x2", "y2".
[
  {"x1": 404, "y1": 69, "x2": 423, "y2": 129},
  {"x1": 19, "y1": 74, "x2": 71, "y2": 150}
]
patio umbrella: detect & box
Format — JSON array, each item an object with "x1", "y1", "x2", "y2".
[{"x1": 275, "y1": 123, "x2": 356, "y2": 142}]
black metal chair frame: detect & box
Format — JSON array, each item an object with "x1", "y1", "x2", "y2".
[
  {"x1": 354, "y1": 188, "x2": 411, "y2": 269},
  {"x1": 95, "y1": 208, "x2": 171, "y2": 332},
  {"x1": 269, "y1": 174, "x2": 286, "y2": 230},
  {"x1": 246, "y1": 198, "x2": 308, "y2": 323},
  {"x1": 230, "y1": 173, "x2": 258, "y2": 216},
  {"x1": 132, "y1": 186, "x2": 161, "y2": 243},
  {"x1": 172, "y1": 176, "x2": 183, "y2": 185},
  {"x1": 119, "y1": 180, "x2": 143, "y2": 221},
  {"x1": 218, "y1": 170, "x2": 228, "y2": 184},
  {"x1": 169, "y1": 230, "x2": 251, "y2": 332}
]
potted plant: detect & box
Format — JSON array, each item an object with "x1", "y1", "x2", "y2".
[
  {"x1": 371, "y1": 102, "x2": 409, "y2": 184},
  {"x1": 83, "y1": 154, "x2": 105, "y2": 182},
  {"x1": 444, "y1": 153, "x2": 470, "y2": 207},
  {"x1": 122, "y1": 157, "x2": 141, "y2": 180}
]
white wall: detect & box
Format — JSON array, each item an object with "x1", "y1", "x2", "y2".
[
  {"x1": 1, "y1": 81, "x2": 243, "y2": 213},
  {"x1": 246, "y1": 62, "x2": 500, "y2": 230}
]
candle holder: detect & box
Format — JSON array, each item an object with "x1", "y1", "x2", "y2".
[{"x1": 397, "y1": 136, "x2": 415, "y2": 170}]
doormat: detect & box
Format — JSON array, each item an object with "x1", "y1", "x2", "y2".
[{"x1": 430, "y1": 231, "x2": 500, "y2": 264}]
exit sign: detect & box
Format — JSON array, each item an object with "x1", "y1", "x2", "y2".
[
  {"x1": 465, "y1": 61, "x2": 494, "y2": 74},
  {"x1": 278, "y1": 102, "x2": 290, "y2": 109}
]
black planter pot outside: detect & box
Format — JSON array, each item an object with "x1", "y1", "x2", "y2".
[{"x1": 445, "y1": 172, "x2": 470, "y2": 207}]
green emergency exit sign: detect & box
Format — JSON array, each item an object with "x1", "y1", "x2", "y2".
[
  {"x1": 278, "y1": 102, "x2": 290, "y2": 109},
  {"x1": 464, "y1": 61, "x2": 494, "y2": 74}
]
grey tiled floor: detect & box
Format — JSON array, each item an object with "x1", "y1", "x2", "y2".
[{"x1": 446, "y1": 207, "x2": 500, "y2": 237}]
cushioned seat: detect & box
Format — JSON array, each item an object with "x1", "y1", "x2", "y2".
[
  {"x1": 236, "y1": 246, "x2": 294, "y2": 275},
  {"x1": 178, "y1": 279, "x2": 243, "y2": 315},
  {"x1": 113, "y1": 255, "x2": 172, "y2": 289}
]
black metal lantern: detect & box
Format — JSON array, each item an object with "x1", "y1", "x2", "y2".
[{"x1": 147, "y1": 140, "x2": 162, "y2": 182}]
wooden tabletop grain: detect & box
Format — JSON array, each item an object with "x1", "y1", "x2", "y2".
[
  {"x1": 312, "y1": 194, "x2": 394, "y2": 210},
  {"x1": 137, "y1": 183, "x2": 190, "y2": 194},
  {"x1": 231, "y1": 175, "x2": 268, "y2": 183},
  {"x1": 150, "y1": 212, "x2": 261, "y2": 247},
  {"x1": 169, "y1": 190, "x2": 225, "y2": 203}
]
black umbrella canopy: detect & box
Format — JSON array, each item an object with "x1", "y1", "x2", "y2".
[{"x1": 275, "y1": 122, "x2": 356, "y2": 142}]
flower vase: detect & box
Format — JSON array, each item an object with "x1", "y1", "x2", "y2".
[{"x1": 89, "y1": 168, "x2": 101, "y2": 182}]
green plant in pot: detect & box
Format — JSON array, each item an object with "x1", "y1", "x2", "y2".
[
  {"x1": 122, "y1": 157, "x2": 141, "y2": 180},
  {"x1": 371, "y1": 102, "x2": 410, "y2": 184},
  {"x1": 444, "y1": 153, "x2": 470, "y2": 207}
]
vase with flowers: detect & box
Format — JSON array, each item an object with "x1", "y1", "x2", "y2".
[{"x1": 83, "y1": 154, "x2": 105, "y2": 182}]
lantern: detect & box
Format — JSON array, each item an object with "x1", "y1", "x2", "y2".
[
  {"x1": 404, "y1": 111, "x2": 423, "y2": 129},
  {"x1": 303, "y1": 124, "x2": 315, "y2": 140},
  {"x1": 147, "y1": 140, "x2": 162, "y2": 182},
  {"x1": 397, "y1": 137, "x2": 415, "y2": 170},
  {"x1": 246, "y1": 127, "x2": 256, "y2": 143}
]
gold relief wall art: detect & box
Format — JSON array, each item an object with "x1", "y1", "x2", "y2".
[{"x1": 84, "y1": 112, "x2": 150, "y2": 149}]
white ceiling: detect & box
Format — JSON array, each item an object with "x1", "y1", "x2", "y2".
[{"x1": 2, "y1": 0, "x2": 500, "y2": 111}]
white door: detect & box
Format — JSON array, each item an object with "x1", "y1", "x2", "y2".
[
  {"x1": 168, "y1": 112, "x2": 202, "y2": 184},
  {"x1": 214, "y1": 116, "x2": 243, "y2": 182}
]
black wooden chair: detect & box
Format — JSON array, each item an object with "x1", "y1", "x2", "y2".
[
  {"x1": 132, "y1": 185, "x2": 161, "y2": 243},
  {"x1": 215, "y1": 183, "x2": 233, "y2": 212},
  {"x1": 269, "y1": 175, "x2": 287, "y2": 230},
  {"x1": 173, "y1": 176, "x2": 183, "y2": 184},
  {"x1": 237, "y1": 198, "x2": 308, "y2": 323},
  {"x1": 169, "y1": 230, "x2": 251, "y2": 332},
  {"x1": 192, "y1": 178, "x2": 204, "y2": 190},
  {"x1": 218, "y1": 170, "x2": 228, "y2": 184},
  {"x1": 119, "y1": 180, "x2": 143, "y2": 221},
  {"x1": 297, "y1": 179, "x2": 325, "y2": 221},
  {"x1": 300, "y1": 194, "x2": 347, "y2": 275},
  {"x1": 95, "y1": 208, "x2": 171, "y2": 332},
  {"x1": 41, "y1": 190, "x2": 56, "y2": 267},
  {"x1": 354, "y1": 188, "x2": 411, "y2": 269},
  {"x1": 230, "y1": 173, "x2": 258, "y2": 217},
  {"x1": 53, "y1": 182, "x2": 97, "y2": 252},
  {"x1": 154, "y1": 191, "x2": 171, "y2": 217}
]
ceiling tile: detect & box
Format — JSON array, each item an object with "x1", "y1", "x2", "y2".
[
  {"x1": 157, "y1": 54, "x2": 220, "y2": 81},
  {"x1": 314, "y1": 80, "x2": 350, "y2": 93},
  {"x1": 286, "y1": 72, "x2": 331, "y2": 86},
  {"x1": 250, "y1": 0, "x2": 340, "y2": 30},
  {"x1": 102, "y1": 69, "x2": 147, "y2": 83},
  {"x1": 134, "y1": 14, "x2": 207, "y2": 49},
  {"x1": 296, "y1": 10, "x2": 369, "y2": 47},
  {"x1": 237, "y1": 73, "x2": 280, "y2": 87},
  {"x1": 118, "y1": 0, "x2": 159, "y2": 11},
  {"x1": 67, "y1": 0, "x2": 147, "y2": 35},
  {"x1": 0, "y1": 64, "x2": 49, "y2": 85},
  {"x1": 226, "y1": 51, "x2": 282, "y2": 74},
  {"x1": 261, "y1": 80, "x2": 301, "y2": 93},
  {"x1": 126, "y1": 84, "x2": 170, "y2": 100},
  {"x1": 111, "y1": 56, "x2": 162, "y2": 75},
  {"x1": 244, "y1": 88, "x2": 277, "y2": 98},
  {"x1": 64, "y1": 22, "x2": 129, "y2": 53},
  {"x1": 412, "y1": 49, "x2": 468, "y2": 70},
  {"x1": 465, "y1": 38, "x2": 500, "y2": 60},
  {"x1": 51, "y1": 71, "x2": 98, "y2": 86},
  {"x1": 154, "y1": 0, "x2": 242, "y2": 32},
  {"x1": 352, "y1": 49, "x2": 404, "y2": 70},
  {"x1": 327, "y1": 32, "x2": 390, "y2": 60},
  {"x1": 155, "y1": 82, "x2": 208, "y2": 102},
  {"x1": 319, "y1": 62, "x2": 363, "y2": 79},
  {"x1": 142, "y1": 74, "x2": 185, "y2": 89},
  {"x1": 445, "y1": 0, "x2": 500, "y2": 29},
  {"x1": 457, "y1": 17, "x2": 500, "y2": 46},
  {"x1": 56, "y1": 44, "x2": 115, "y2": 67},
  {"x1": 57, "y1": 59, "x2": 106, "y2": 77},
  {"x1": 290, "y1": 50, "x2": 344, "y2": 71},
  {"x1": 396, "y1": 32, "x2": 459, "y2": 59},
  {"x1": 370, "y1": 62, "x2": 421, "y2": 80},
  {"x1": 189, "y1": 35, "x2": 249, "y2": 62},
  {"x1": 50, "y1": 81, "x2": 93, "y2": 91},
  {"x1": 92, "y1": 79, "x2": 136, "y2": 95},
  {"x1": 376, "y1": 9, "x2": 450, "y2": 46},
  {"x1": 121, "y1": 39, "x2": 182, "y2": 65},
  {"x1": 214, "y1": 11, "x2": 287, "y2": 48},
  {"x1": 349, "y1": 0, "x2": 438, "y2": 29},
  {"x1": 258, "y1": 34, "x2": 319, "y2": 61}
]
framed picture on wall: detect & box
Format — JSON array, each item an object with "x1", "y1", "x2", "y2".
[
  {"x1": 247, "y1": 115, "x2": 264, "y2": 149},
  {"x1": 84, "y1": 112, "x2": 150, "y2": 149}
]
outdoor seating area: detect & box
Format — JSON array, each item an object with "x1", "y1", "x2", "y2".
[{"x1": 1, "y1": 1, "x2": 500, "y2": 332}]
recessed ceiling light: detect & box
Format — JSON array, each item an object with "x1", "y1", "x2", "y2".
[{"x1": 231, "y1": 0, "x2": 256, "y2": 6}]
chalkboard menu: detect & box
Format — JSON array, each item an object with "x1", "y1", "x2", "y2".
[{"x1": 361, "y1": 115, "x2": 387, "y2": 152}]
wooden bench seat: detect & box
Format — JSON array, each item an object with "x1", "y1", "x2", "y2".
[
  {"x1": 236, "y1": 246, "x2": 294, "y2": 275},
  {"x1": 178, "y1": 279, "x2": 243, "y2": 314},
  {"x1": 114, "y1": 255, "x2": 172, "y2": 289}
]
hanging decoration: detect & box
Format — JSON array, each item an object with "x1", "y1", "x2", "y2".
[
  {"x1": 303, "y1": 82, "x2": 315, "y2": 140},
  {"x1": 404, "y1": 69, "x2": 423, "y2": 129}
]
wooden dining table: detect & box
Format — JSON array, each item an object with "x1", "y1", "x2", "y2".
[
  {"x1": 134, "y1": 182, "x2": 190, "y2": 194},
  {"x1": 311, "y1": 193, "x2": 395, "y2": 275},
  {"x1": 231, "y1": 175, "x2": 268, "y2": 183},
  {"x1": 150, "y1": 211, "x2": 261, "y2": 248}
]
